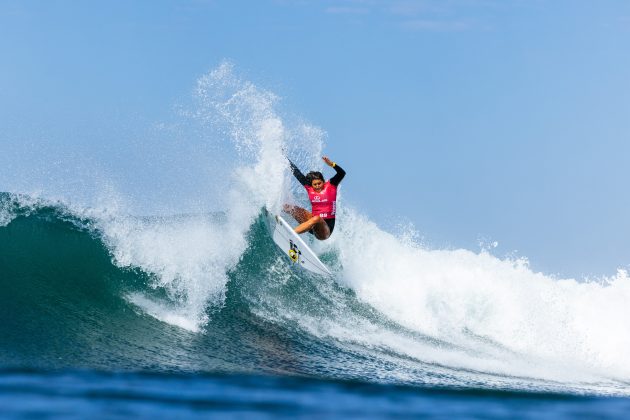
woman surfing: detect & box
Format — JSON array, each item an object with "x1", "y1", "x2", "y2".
[{"x1": 284, "y1": 156, "x2": 346, "y2": 240}]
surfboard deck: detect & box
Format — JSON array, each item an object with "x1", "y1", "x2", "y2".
[{"x1": 263, "y1": 208, "x2": 332, "y2": 277}]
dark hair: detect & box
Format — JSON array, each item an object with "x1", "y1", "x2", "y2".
[{"x1": 306, "y1": 171, "x2": 324, "y2": 185}]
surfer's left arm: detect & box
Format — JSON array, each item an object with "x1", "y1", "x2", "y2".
[
  {"x1": 324, "y1": 157, "x2": 346, "y2": 187},
  {"x1": 288, "y1": 159, "x2": 308, "y2": 186}
]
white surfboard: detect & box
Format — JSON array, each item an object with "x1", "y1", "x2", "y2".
[{"x1": 263, "y1": 208, "x2": 332, "y2": 277}]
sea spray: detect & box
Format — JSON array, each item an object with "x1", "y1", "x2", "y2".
[
  {"x1": 326, "y1": 207, "x2": 630, "y2": 381},
  {"x1": 99, "y1": 63, "x2": 323, "y2": 331}
]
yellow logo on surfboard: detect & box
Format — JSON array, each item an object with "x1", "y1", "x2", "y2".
[{"x1": 288, "y1": 240, "x2": 301, "y2": 263}]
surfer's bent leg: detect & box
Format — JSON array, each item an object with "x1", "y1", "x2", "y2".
[
  {"x1": 295, "y1": 215, "x2": 331, "y2": 240},
  {"x1": 283, "y1": 205, "x2": 331, "y2": 240}
]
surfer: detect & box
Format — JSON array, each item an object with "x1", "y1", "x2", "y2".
[{"x1": 284, "y1": 157, "x2": 345, "y2": 240}]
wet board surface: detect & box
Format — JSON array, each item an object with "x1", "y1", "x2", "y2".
[{"x1": 263, "y1": 208, "x2": 332, "y2": 277}]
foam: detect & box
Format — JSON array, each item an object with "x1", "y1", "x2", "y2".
[
  {"x1": 325, "y1": 207, "x2": 630, "y2": 383},
  {"x1": 0, "y1": 193, "x2": 48, "y2": 227},
  {"x1": 125, "y1": 292, "x2": 202, "y2": 332},
  {"x1": 0, "y1": 200, "x2": 16, "y2": 227}
]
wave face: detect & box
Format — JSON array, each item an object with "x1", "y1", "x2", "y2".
[{"x1": 2, "y1": 64, "x2": 630, "y2": 396}]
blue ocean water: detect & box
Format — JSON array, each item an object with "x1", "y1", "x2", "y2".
[
  {"x1": 2, "y1": 370, "x2": 630, "y2": 419},
  {"x1": 2, "y1": 65, "x2": 630, "y2": 418}
]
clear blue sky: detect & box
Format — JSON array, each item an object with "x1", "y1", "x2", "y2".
[{"x1": 2, "y1": 0, "x2": 630, "y2": 277}]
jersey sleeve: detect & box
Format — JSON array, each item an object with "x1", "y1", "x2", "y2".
[
  {"x1": 288, "y1": 159, "x2": 308, "y2": 186},
  {"x1": 329, "y1": 164, "x2": 346, "y2": 187}
]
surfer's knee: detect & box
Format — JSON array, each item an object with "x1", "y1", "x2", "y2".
[
  {"x1": 312, "y1": 217, "x2": 331, "y2": 240},
  {"x1": 315, "y1": 228, "x2": 331, "y2": 241},
  {"x1": 317, "y1": 231, "x2": 331, "y2": 240}
]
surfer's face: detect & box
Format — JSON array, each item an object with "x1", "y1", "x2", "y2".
[{"x1": 311, "y1": 179, "x2": 324, "y2": 192}]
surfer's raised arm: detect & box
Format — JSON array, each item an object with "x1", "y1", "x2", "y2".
[
  {"x1": 323, "y1": 156, "x2": 345, "y2": 187},
  {"x1": 288, "y1": 159, "x2": 309, "y2": 186}
]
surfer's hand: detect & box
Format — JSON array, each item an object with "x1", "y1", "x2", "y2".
[{"x1": 323, "y1": 156, "x2": 335, "y2": 167}]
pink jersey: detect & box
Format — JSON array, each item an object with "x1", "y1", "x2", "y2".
[{"x1": 305, "y1": 181, "x2": 338, "y2": 219}]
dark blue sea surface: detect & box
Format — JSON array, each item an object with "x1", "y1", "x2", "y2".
[
  {"x1": 1, "y1": 193, "x2": 630, "y2": 418},
  {"x1": 3, "y1": 370, "x2": 630, "y2": 419}
]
